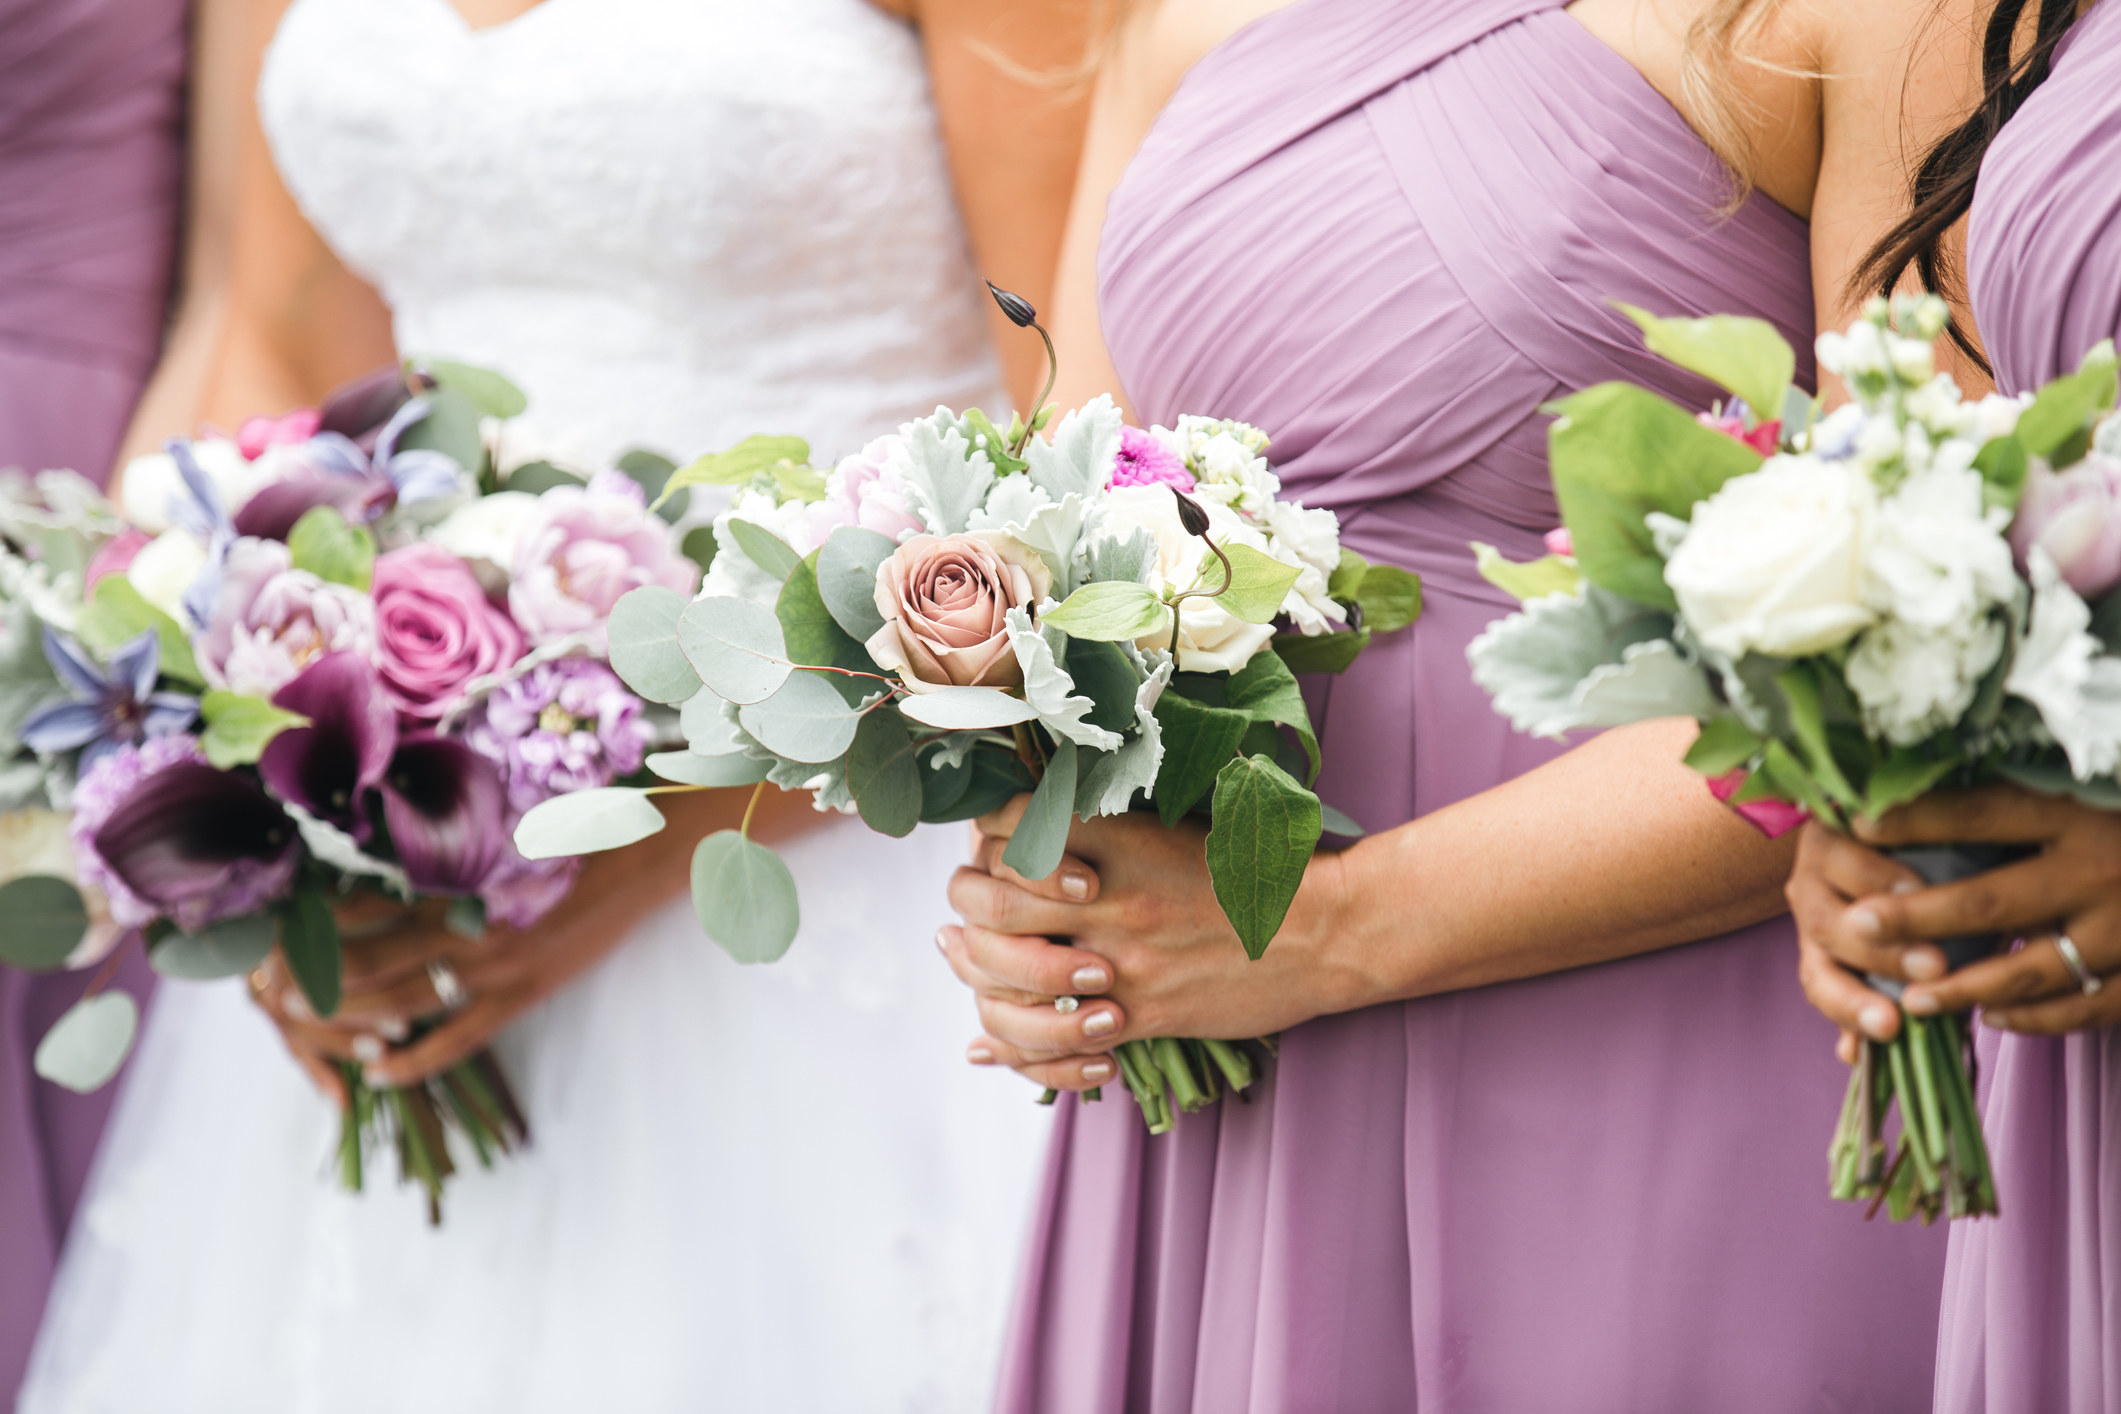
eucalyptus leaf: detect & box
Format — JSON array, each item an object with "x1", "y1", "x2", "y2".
[
  {"x1": 278, "y1": 888, "x2": 341, "y2": 1019},
  {"x1": 896, "y1": 685, "x2": 1039, "y2": 730},
  {"x1": 677, "y1": 596, "x2": 792, "y2": 705},
  {"x1": 1204, "y1": 754, "x2": 1322, "y2": 960},
  {"x1": 816, "y1": 526, "x2": 898, "y2": 642},
  {"x1": 645, "y1": 749, "x2": 771, "y2": 787},
  {"x1": 777, "y1": 552, "x2": 874, "y2": 702},
  {"x1": 1041, "y1": 581, "x2": 1168, "y2": 642},
  {"x1": 691, "y1": 831, "x2": 800, "y2": 963},
  {"x1": 1001, "y1": 739, "x2": 1077, "y2": 882},
  {"x1": 615, "y1": 448, "x2": 686, "y2": 521},
  {"x1": 504, "y1": 461, "x2": 584, "y2": 495},
  {"x1": 1615, "y1": 303, "x2": 1796, "y2": 425},
  {"x1": 737, "y1": 670, "x2": 863, "y2": 763},
  {"x1": 1319, "y1": 804, "x2": 1366, "y2": 838},
  {"x1": 0, "y1": 875, "x2": 88, "y2": 970},
  {"x1": 33, "y1": 992, "x2": 137, "y2": 1093},
  {"x1": 1209, "y1": 543, "x2": 1302, "y2": 626},
  {"x1": 918, "y1": 750, "x2": 976, "y2": 821},
  {"x1": 199, "y1": 690, "x2": 308, "y2": 769},
  {"x1": 608, "y1": 586, "x2": 703, "y2": 705},
  {"x1": 422, "y1": 359, "x2": 528, "y2": 419},
  {"x1": 681, "y1": 525, "x2": 720, "y2": 574},
  {"x1": 922, "y1": 748, "x2": 1035, "y2": 824},
  {"x1": 287, "y1": 506, "x2": 376, "y2": 591},
  {"x1": 514, "y1": 787, "x2": 668, "y2": 858},
  {"x1": 659, "y1": 436, "x2": 812, "y2": 510},
  {"x1": 727, "y1": 519, "x2": 803, "y2": 584},
  {"x1": 77, "y1": 576, "x2": 202, "y2": 685},
  {"x1": 394, "y1": 386, "x2": 483, "y2": 472},
  {"x1": 148, "y1": 912, "x2": 276, "y2": 980},
  {"x1": 1352, "y1": 564, "x2": 1423, "y2": 633},
  {"x1": 1472, "y1": 543, "x2": 1582, "y2": 603},
  {"x1": 846, "y1": 709, "x2": 923, "y2": 838}
]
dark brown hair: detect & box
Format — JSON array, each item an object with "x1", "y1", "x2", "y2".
[{"x1": 1853, "y1": 0, "x2": 2084, "y2": 370}]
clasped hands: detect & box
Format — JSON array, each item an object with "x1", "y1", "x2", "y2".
[{"x1": 1789, "y1": 784, "x2": 2121, "y2": 1061}]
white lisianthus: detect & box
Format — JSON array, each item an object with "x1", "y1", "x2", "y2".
[
  {"x1": 1845, "y1": 618, "x2": 2007, "y2": 746},
  {"x1": 1818, "y1": 320, "x2": 1892, "y2": 382},
  {"x1": 698, "y1": 489, "x2": 810, "y2": 607},
  {"x1": 1097, "y1": 484, "x2": 1274, "y2": 672},
  {"x1": 118, "y1": 438, "x2": 275, "y2": 534},
  {"x1": 1153, "y1": 418, "x2": 1281, "y2": 520},
  {"x1": 1261, "y1": 499, "x2": 1348, "y2": 635},
  {"x1": 1862, "y1": 463, "x2": 2018, "y2": 632},
  {"x1": 2006, "y1": 550, "x2": 2121, "y2": 779},
  {"x1": 1663, "y1": 455, "x2": 1878, "y2": 658},
  {"x1": 125, "y1": 528, "x2": 209, "y2": 623},
  {"x1": 429, "y1": 490, "x2": 543, "y2": 593}
]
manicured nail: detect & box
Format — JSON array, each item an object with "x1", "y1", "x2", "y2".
[
  {"x1": 1060, "y1": 871, "x2": 1090, "y2": 901},
  {"x1": 1859, "y1": 1002, "x2": 1898, "y2": 1040},
  {"x1": 1849, "y1": 907, "x2": 1882, "y2": 941},
  {"x1": 1903, "y1": 948, "x2": 1945, "y2": 982},
  {"x1": 1081, "y1": 1009, "x2": 1117, "y2": 1038},
  {"x1": 1071, "y1": 964, "x2": 1109, "y2": 992},
  {"x1": 283, "y1": 991, "x2": 311, "y2": 1021},
  {"x1": 377, "y1": 1016, "x2": 410, "y2": 1042},
  {"x1": 351, "y1": 1034, "x2": 385, "y2": 1064},
  {"x1": 361, "y1": 1067, "x2": 389, "y2": 1089},
  {"x1": 1891, "y1": 880, "x2": 1921, "y2": 895},
  {"x1": 1081, "y1": 1060, "x2": 1114, "y2": 1083},
  {"x1": 966, "y1": 1044, "x2": 995, "y2": 1064},
  {"x1": 935, "y1": 929, "x2": 949, "y2": 954}
]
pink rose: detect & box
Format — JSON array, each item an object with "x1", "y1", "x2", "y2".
[
  {"x1": 1543, "y1": 527, "x2": 1574, "y2": 558},
  {"x1": 198, "y1": 537, "x2": 377, "y2": 699},
  {"x1": 865, "y1": 530, "x2": 1052, "y2": 694},
  {"x1": 2008, "y1": 452, "x2": 2121, "y2": 599},
  {"x1": 371, "y1": 543, "x2": 525, "y2": 720},
  {"x1": 1107, "y1": 426, "x2": 1195, "y2": 492},
  {"x1": 509, "y1": 471, "x2": 698, "y2": 650},
  {"x1": 798, "y1": 438, "x2": 927, "y2": 549},
  {"x1": 1706, "y1": 768, "x2": 1809, "y2": 839},
  {"x1": 84, "y1": 529, "x2": 151, "y2": 594},
  {"x1": 236, "y1": 407, "x2": 322, "y2": 460},
  {"x1": 1698, "y1": 409, "x2": 1782, "y2": 458}
]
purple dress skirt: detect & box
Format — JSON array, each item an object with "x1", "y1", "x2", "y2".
[
  {"x1": 0, "y1": 0, "x2": 185, "y2": 1395},
  {"x1": 996, "y1": 2, "x2": 1950, "y2": 1409},
  {"x1": 1936, "y1": 5, "x2": 2121, "y2": 1409}
]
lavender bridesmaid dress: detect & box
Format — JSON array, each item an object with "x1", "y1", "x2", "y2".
[
  {"x1": 1935, "y1": 5, "x2": 2121, "y2": 1409},
  {"x1": 998, "y1": 2, "x2": 1948, "y2": 1408},
  {"x1": 0, "y1": 0, "x2": 185, "y2": 1395}
]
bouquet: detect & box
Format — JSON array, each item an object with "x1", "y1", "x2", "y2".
[
  {"x1": 0, "y1": 362, "x2": 705, "y2": 1218},
  {"x1": 516, "y1": 287, "x2": 1423, "y2": 1133},
  {"x1": 1467, "y1": 293, "x2": 2121, "y2": 1221}
]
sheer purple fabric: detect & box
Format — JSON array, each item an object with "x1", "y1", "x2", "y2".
[
  {"x1": 1938, "y1": 7, "x2": 2121, "y2": 1410},
  {"x1": 996, "y1": 3, "x2": 1948, "y2": 1409},
  {"x1": 0, "y1": 0, "x2": 184, "y2": 1395}
]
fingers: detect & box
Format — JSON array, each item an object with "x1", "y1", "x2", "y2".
[
  {"x1": 1810, "y1": 826, "x2": 1922, "y2": 902},
  {"x1": 1855, "y1": 785, "x2": 2074, "y2": 849},
  {"x1": 1985, "y1": 986, "x2": 2121, "y2": 1034},
  {"x1": 974, "y1": 793, "x2": 1032, "y2": 841},
  {"x1": 1785, "y1": 840, "x2": 1944, "y2": 984},
  {"x1": 338, "y1": 925, "x2": 476, "y2": 992},
  {"x1": 965, "y1": 1034, "x2": 1117, "y2": 1091},
  {"x1": 972, "y1": 834, "x2": 1100, "y2": 903},
  {"x1": 1849, "y1": 854, "x2": 2068, "y2": 946},
  {"x1": 1835, "y1": 1029, "x2": 1860, "y2": 1067},
  {"x1": 360, "y1": 995, "x2": 516, "y2": 1088},
  {"x1": 947, "y1": 867, "x2": 1089, "y2": 940},
  {"x1": 1903, "y1": 934, "x2": 2080, "y2": 1016},
  {"x1": 940, "y1": 923, "x2": 1112, "y2": 999},
  {"x1": 975, "y1": 990, "x2": 1124, "y2": 1058},
  {"x1": 1795, "y1": 929, "x2": 1902, "y2": 1042}
]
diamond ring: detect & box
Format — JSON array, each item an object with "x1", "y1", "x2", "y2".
[
  {"x1": 428, "y1": 959, "x2": 471, "y2": 1012},
  {"x1": 1053, "y1": 995, "x2": 1080, "y2": 1014},
  {"x1": 2055, "y1": 934, "x2": 2104, "y2": 997}
]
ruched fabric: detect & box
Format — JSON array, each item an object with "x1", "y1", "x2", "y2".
[
  {"x1": 0, "y1": 0, "x2": 183, "y2": 1399},
  {"x1": 997, "y1": 3, "x2": 1948, "y2": 1410},
  {"x1": 1939, "y1": 7, "x2": 2121, "y2": 1410}
]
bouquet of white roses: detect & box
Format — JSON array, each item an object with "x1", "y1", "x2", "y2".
[
  {"x1": 1468, "y1": 294, "x2": 2120, "y2": 1220},
  {"x1": 516, "y1": 287, "x2": 1422, "y2": 1132}
]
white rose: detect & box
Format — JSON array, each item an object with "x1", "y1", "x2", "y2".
[
  {"x1": 2006, "y1": 550, "x2": 2121, "y2": 779},
  {"x1": 1093, "y1": 484, "x2": 1273, "y2": 672},
  {"x1": 428, "y1": 491, "x2": 543, "y2": 592},
  {"x1": 697, "y1": 490, "x2": 811, "y2": 607},
  {"x1": 1845, "y1": 617, "x2": 2006, "y2": 746},
  {"x1": 125, "y1": 528, "x2": 209, "y2": 623},
  {"x1": 1262, "y1": 500, "x2": 1349, "y2": 636},
  {"x1": 1663, "y1": 455, "x2": 1878, "y2": 658},
  {"x1": 1863, "y1": 463, "x2": 2018, "y2": 632},
  {"x1": 117, "y1": 438, "x2": 273, "y2": 534}
]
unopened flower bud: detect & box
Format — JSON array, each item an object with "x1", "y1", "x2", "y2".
[
  {"x1": 986, "y1": 282, "x2": 1038, "y2": 329},
  {"x1": 1170, "y1": 487, "x2": 1212, "y2": 538}
]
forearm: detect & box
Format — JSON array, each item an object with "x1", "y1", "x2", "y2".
[{"x1": 1315, "y1": 718, "x2": 1794, "y2": 1009}]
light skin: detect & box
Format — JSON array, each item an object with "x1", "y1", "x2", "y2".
[
  {"x1": 944, "y1": 0, "x2": 1995, "y2": 1091},
  {"x1": 131, "y1": 0, "x2": 1105, "y2": 1098}
]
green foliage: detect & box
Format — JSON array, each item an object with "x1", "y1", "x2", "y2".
[
  {"x1": 677, "y1": 595, "x2": 792, "y2": 704},
  {"x1": 657, "y1": 436, "x2": 813, "y2": 511},
  {"x1": 1863, "y1": 747, "x2": 1961, "y2": 821},
  {"x1": 681, "y1": 525, "x2": 720, "y2": 574},
  {"x1": 1041, "y1": 581, "x2": 1169, "y2": 642},
  {"x1": 1327, "y1": 548, "x2": 1368, "y2": 601},
  {"x1": 394, "y1": 386, "x2": 484, "y2": 471},
  {"x1": 504, "y1": 461, "x2": 584, "y2": 495},
  {"x1": 421, "y1": 359, "x2": 528, "y2": 419},
  {"x1": 615, "y1": 448, "x2": 688, "y2": 522},
  {"x1": 815, "y1": 526, "x2": 897, "y2": 642},
  {"x1": 0, "y1": 876, "x2": 88, "y2": 970},
  {"x1": 1615, "y1": 302, "x2": 1795, "y2": 425},
  {"x1": 514, "y1": 786, "x2": 668, "y2": 858},
  {"x1": 1972, "y1": 435, "x2": 2030, "y2": 515},
  {"x1": 921, "y1": 749, "x2": 1035, "y2": 824},
  {"x1": 2015, "y1": 341, "x2": 2117, "y2": 464},
  {"x1": 691, "y1": 832, "x2": 800, "y2": 963},
  {"x1": 1775, "y1": 664, "x2": 1861, "y2": 812},
  {"x1": 607, "y1": 587, "x2": 703, "y2": 705},
  {"x1": 1204, "y1": 754, "x2": 1322, "y2": 960},
  {"x1": 1224, "y1": 648, "x2": 1319, "y2": 783},
  {"x1": 148, "y1": 912, "x2": 276, "y2": 979},
  {"x1": 1682, "y1": 715, "x2": 1763, "y2": 777},
  {"x1": 776, "y1": 552, "x2": 874, "y2": 703},
  {"x1": 287, "y1": 506, "x2": 377, "y2": 591},
  {"x1": 1352, "y1": 564, "x2": 1423, "y2": 633},
  {"x1": 1547, "y1": 382, "x2": 1763, "y2": 609},
  {"x1": 198, "y1": 690, "x2": 309, "y2": 769},
  {"x1": 736, "y1": 670, "x2": 864, "y2": 764},
  {"x1": 1062, "y1": 638, "x2": 1140, "y2": 734},
  {"x1": 726, "y1": 519, "x2": 803, "y2": 583},
  {"x1": 77, "y1": 576, "x2": 202, "y2": 686},
  {"x1": 846, "y1": 709, "x2": 923, "y2": 838},
  {"x1": 1152, "y1": 692, "x2": 1249, "y2": 826},
  {"x1": 278, "y1": 887, "x2": 342, "y2": 1018},
  {"x1": 1472, "y1": 542, "x2": 1581, "y2": 602},
  {"x1": 896, "y1": 686, "x2": 1039, "y2": 730},
  {"x1": 1272, "y1": 627, "x2": 1370, "y2": 676},
  {"x1": 1209, "y1": 543, "x2": 1301, "y2": 625},
  {"x1": 959, "y1": 408, "x2": 1028, "y2": 476},
  {"x1": 32, "y1": 992, "x2": 137, "y2": 1093},
  {"x1": 644, "y1": 749, "x2": 770, "y2": 787},
  {"x1": 1000, "y1": 739, "x2": 1077, "y2": 882}
]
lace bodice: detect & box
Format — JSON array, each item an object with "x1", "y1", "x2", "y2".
[{"x1": 259, "y1": 0, "x2": 1003, "y2": 470}]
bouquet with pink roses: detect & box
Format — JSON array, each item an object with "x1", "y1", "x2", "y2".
[{"x1": 0, "y1": 362, "x2": 703, "y2": 1218}]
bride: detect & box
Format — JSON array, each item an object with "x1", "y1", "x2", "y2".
[{"x1": 20, "y1": 0, "x2": 1096, "y2": 1409}]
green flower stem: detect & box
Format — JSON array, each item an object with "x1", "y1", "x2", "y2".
[
  {"x1": 1904, "y1": 1016, "x2": 1950, "y2": 1168},
  {"x1": 1115, "y1": 1040, "x2": 1171, "y2": 1134},
  {"x1": 1152, "y1": 1037, "x2": 1208, "y2": 1112},
  {"x1": 1200, "y1": 1038, "x2": 1256, "y2": 1094},
  {"x1": 1829, "y1": 1062, "x2": 1866, "y2": 1201},
  {"x1": 1883, "y1": 1037, "x2": 1939, "y2": 1201}
]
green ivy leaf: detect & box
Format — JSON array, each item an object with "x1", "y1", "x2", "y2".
[
  {"x1": 277, "y1": 887, "x2": 341, "y2": 1019},
  {"x1": 1224, "y1": 647, "x2": 1319, "y2": 783},
  {"x1": 691, "y1": 831, "x2": 800, "y2": 963},
  {"x1": 1352, "y1": 564, "x2": 1423, "y2": 633},
  {"x1": 1862, "y1": 746, "x2": 1960, "y2": 821},
  {"x1": 921, "y1": 749, "x2": 1034, "y2": 824},
  {"x1": 846, "y1": 709, "x2": 923, "y2": 838},
  {"x1": 1472, "y1": 543, "x2": 1581, "y2": 603},
  {"x1": 1150, "y1": 691, "x2": 1249, "y2": 826},
  {"x1": 1001, "y1": 739, "x2": 1078, "y2": 882},
  {"x1": 76, "y1": 576, "x2": 202, "y2": 686},
  {"x1": 2015, "y1": 341, "x2": 2118, "y2": 463},
  {"x1": 1041, "y1": 581, "x2": 1170, "y2": 642},
  {"x1": 1204, "y1": 754, "x2": 1322, "y2": 960},
  {"x1": 198, "y1": 690, "x2": 308, "y2": 769},
  {"x1": 1327, "y1": 548, "x2": 1368, "y2": 602},
  {"x1": 1615, "y1": 303, "x2": 1796, "y2": 426},
  {"x1": 420, "y1": 359, "x2": 528, "y2": 419},
  {"x1": 1209, "y1": 543, "x2": 1301, "y2": 625},
  {"x1": 0, "y1": 875, "x2": 88, "y2": 970},
  {"x1": 658, "y1": 436, "x2": 812, "y2": 511},
  {"x1": 1682, "y1": 715, "x2": 1764, "y2": 777},
  {"x1": 1272, "y1": 627, "x2": 1370, "y2": 676},
  {"x1": 1972, "y1": 435, "x2": 2030, "y2": 515},
  {"x1": 287, "y1": 506, "x2": 376, "y2": 591}
]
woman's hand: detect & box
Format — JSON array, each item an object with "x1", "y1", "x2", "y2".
[
  {"x1": 938, "y1": 798, "x2": 1363, "y2": 1092},
  {"x1": 1787, "y1": 786, "x2": 2121, "y2": 1051}
]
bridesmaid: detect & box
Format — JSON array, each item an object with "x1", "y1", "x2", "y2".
[
  {"x1": 1790, "y1": 1, "x2": 2121, "y2": 1408},
  {"x1": 938, "y1": 0, "x2": 1984, "y2": 1407},
  {"x1": 0, "y1": 0, "x2": 185, "y2": 1395}
]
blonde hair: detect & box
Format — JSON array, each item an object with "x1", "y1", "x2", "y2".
[{"x1": 1677, "y1": 0, "x2": 1785, "y2": 203}]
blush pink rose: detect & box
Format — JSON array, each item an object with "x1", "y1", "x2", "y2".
[
  {"x1": 371, "y1": 542, "x2": 525, "y2": 720},
  {"x1": 798, "y1": 438, "x2": 926, "y2": 549},
  {"x1": 198, "y1": 537, "x2": 377, "y2": 700},
  {"x1": 2008, "y1": 452, "x2": 2121, "y2": 600},
  {"x1": 865, "y1": 530, "x2": 1052, "y2": 694},
  {"x1": 509, "y1": 471, "x2": 698, "y2": 651}
]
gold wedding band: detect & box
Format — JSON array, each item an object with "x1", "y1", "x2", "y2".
[{"x1": 2055, "y1": 934, "x2": 2104, "y2": 997}]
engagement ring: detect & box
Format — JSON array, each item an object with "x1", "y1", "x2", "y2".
[
  {"x1": 429, "y1": 959, "x2": 471, "y2": 1012},
  {"x1": 2055, "y1": 934, "x2": 2103, "y2": 997},
  {"x1": 1053, "y1": 995, "x2": 1080, "y2": 1014}
]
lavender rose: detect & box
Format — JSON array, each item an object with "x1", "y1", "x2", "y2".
[
  {"x1": 865, "y1": 530, "x2": 1052, "y2": 694},
  {"x1": 509, "y1": 471, "x2": 697, "y2": 651},
  {"x1": 196, "y1": 537, "x2": 377, "y2": 699},
  {"x1": 371, "y1": 542, "x2": 525, "y2": 720},
  {"x1": 2008, "y1": 451, "x2": 2121, "y2": 599},
  {"x1": 462, "y1": 658, "x2": 652, "y2": 812}
]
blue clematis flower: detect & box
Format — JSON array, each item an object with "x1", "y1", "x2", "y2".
[
  {"x1": 232, "y1": 396, "x2": 468, "y2": 542},
  {"x1": 20, "y1": 628, "x2": 199, "y2": 772}
]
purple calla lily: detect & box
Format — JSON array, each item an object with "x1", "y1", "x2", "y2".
[
  {"x1": 90, "y1": 756, "x2": 299, "y2": 933},
  {"x1": 319, "y1": 366, "x2": 412, "y2": 451},
  {"x1": 257, "y1": 653, "x2": 399, "y2": 838},
  {"x1": 380, "y1": 735, "x2": 507, "y2": 895},
  {"x1": 20, "y1": 628, "x2": 198, "y2": 771}
]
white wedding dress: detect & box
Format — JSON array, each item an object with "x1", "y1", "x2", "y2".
[{"x1": 19, "y1": 2, "x2": 1048, "y2": 1410}]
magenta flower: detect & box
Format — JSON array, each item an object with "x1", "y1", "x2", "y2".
[
  {"x1": 72, "y1": 734, "x2": 298, "y2": 931},
  {"x1": 462, "y1": 658, "x2": 650, "y2": 812},
  {"x1": 1107, "y1": 426, "x2": 1196, "y2": 493},
  {"x1": 1698, "y1": 408, "x2": 1783, "y2": 458},
  {"x1": 370, "y1": 543, "x2": 525, "y2": 720},
  {"x1": 1706, "y1": 769, "x2": 1809, "y2": 839},
  {"x1": 84, "y1": 529, "x2": 151, "y2": 594},
  {"x1": 509, "y1": 473, "x2": 697, "y2": 650},
  {"x1": 236, "y1": 408, "x2": 322, "y2": 461},
  {"x1": 379, "y1": 735, "x2": 507, "y2": 895}
]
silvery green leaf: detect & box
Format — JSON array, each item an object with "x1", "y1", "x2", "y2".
[
  {"x1": 762, "y1": 751, "x2": 856, "y2": 813},
  {"x1": 1024, "y1": 395, "x2": 1123, "y2": 503},
  {"x1": 282, "y1": 803, "x2": 411, "y2": 899},
  {"x1": 921, "y1": 730, "x2": 990, "y2": 770},
  {"x1": 646, "y1": 749, "x2": 771, "y2": 787},
  {"x1": 1075, "y1": 657, "x2": 1173, "y2": 817},
  {"x1": 726, "y1": 518, "x2": 803, "y2": 583},
  {"x1": 681, "y1": 689, "x2": 746, "y2": 753},
  {"x1": 1003, "y1": 494, "x2": 1093, "y2": 593},
  {"x1": 1001, "y1": 738, "x2": 1077, "y2": 881},
  {"x1": 0, "y1": 758, "x2": 54, "y2": 812},
  {"x1": 1573, "y1": 639, "x2": 1720, "y2": 725},
  {"x1": 1006, "y1": 606, "x2": 1120, "y2": 751},
  {"x1": 1319, "y1": 805, "x2": 1366, "y2": 838},
  {"x1": 737, "y1": 670, "x2": 864, "y2": 763},
  {"x1": 34, "y1": 991, "x2": 137, "y2": 1093},
  {"x1": 896, "y1": 685, "x2": 1040, "y2": 730},
  {"x1": 970, "y1": 474, "x2": 1051, "y2": 533},
  {"x1": 608, "y1": 586, "x2": 703, "y2": 705},
  {"x1": 149, "y1": 913, "x2": 277, "y2": 980},
  {"x1": 1079, "y1": 523, "x2": 1159, "y2": 588},
  {"x1": 1465, "y1": 585, "x2": 1680, "y2": 738},
  {"x1": 678, "y1": 595, "x2": 792, "y2": 705},
  {"x1": 0, "y1": 875, "x2": 87, "y2": 970},
  {"x1": 514, "y1": 787, "x2": 667, "y2": 858},
  {"x1": 896, "y1": 412, "x2": 994, "y2": 536},
  {"x1": 691, "y1": 831, "x2": 800, "y2": 963},
  {"x1": 845, "y1": 709, "x2": 923, "y2": 838},
  {"x1": 816, "y1": 526, "x2": 898, "y2": 642}
]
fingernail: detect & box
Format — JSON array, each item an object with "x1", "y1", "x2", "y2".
[
  {"x1": 966, "y1": 1044, "x2": 995, "y2": 1065},
  {"x1": 283, "y1": 991, "x2": 311, "y2": 1021},
  {"x1": 1859, "y1": 1002, "x2": 1898, "y2": 1040},
  {"x1": 1903, "y1": 947, "x2": 1945, "y2": 982},
  {"x1": 1060, "y1": 871, "x2": 1090, "y2": 901},
  {"x1": 1081, "y1": 1060, "x2": 1114, "y2": 1083},
  {"x1": 1849, "y1": 907, "x2": 1882, "y2": 941},
  {"x1": 1081, "y1": 1009, "x2": 1117, "y2": 1038},
  {"x1": 361, "y1": 1067, "x2": 389, "y2": 1089},
  {"x1": 1903, "y1": 989, "x2": 1940, "y2": 1016},
  {"x1": 351, "y1": 1034, "x2": 385, "y2": 1064},
  {"x1": 377, "y1": 1016, "x2": 410, "y2": 1042},
  {"x1": 1891, "y1": 880, "x2": 1921, "y2": 895},
  {"x1": 935, "y1": 929, "x2": 949, "y2": 954},
  {"x1": 1071, "y1": 964, "x2": 1110, "y2": 992}
]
